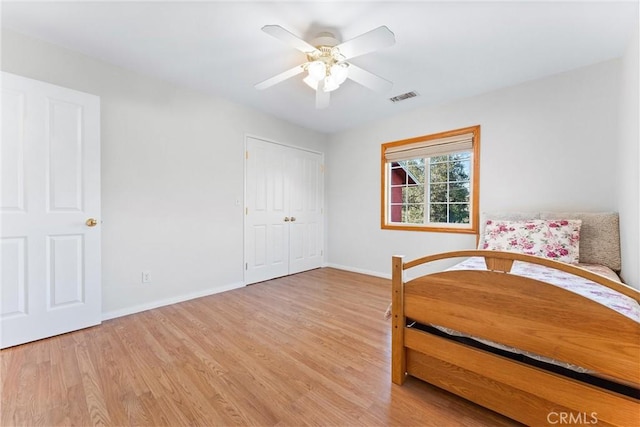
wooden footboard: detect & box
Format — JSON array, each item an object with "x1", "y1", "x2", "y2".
[{"x1": 391, "y1": 251, "x2": 640, "y2": 426}]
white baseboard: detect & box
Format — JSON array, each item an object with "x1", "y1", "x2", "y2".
[
  {"x1": 102, "y1": 264, "x2": 391, "y2": 322},
  {"x1": 102, "y1": 281, "x2": 246, "y2": 321},
  {"x1": 325, "y1": 263, "x2": 391, "y2": 280}
]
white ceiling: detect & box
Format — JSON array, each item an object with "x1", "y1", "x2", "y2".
[{"x1": 2, "y1": 1, "x2": 638, "y2": 134}]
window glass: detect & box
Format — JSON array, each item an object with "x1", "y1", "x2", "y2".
[{"x1": 381, "y1": 126, "x2": 480, "y2": 233}]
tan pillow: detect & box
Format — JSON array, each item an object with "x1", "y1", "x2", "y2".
[{"x1": 540, "y1": 212, "x2": 620, "y2": 271}]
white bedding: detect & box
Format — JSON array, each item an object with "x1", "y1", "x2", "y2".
[{"x1": 393, "y1": 257, "x2": 640, "y2": 374}]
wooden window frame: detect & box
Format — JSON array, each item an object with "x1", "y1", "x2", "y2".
[{"x1": 380, "y1": 125, "x2": 480, "y2": 234}]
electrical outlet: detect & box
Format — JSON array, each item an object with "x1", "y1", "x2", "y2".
[{"x1": 141, "y1": 271, "x2": 151, "y2": 284}]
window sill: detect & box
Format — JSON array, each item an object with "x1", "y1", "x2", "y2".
[{"x1": 381, "y1": 223, "x2": 478, "y2": 234}]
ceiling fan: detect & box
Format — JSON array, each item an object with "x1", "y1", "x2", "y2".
[{"x1": 255, "y1": 25, "x2": 395, "y2": 109}]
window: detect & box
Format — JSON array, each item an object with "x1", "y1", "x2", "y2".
[{"x1": 381, "y1": 125, "x2": 480, "y2": 233}]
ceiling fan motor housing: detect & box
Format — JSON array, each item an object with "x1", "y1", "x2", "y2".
[{"x1": 311, "y1": 32, "x2": 340, "y2": 48}]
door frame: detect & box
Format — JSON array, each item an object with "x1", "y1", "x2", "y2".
[{"x1": 242, "y1": 134, "x2": 325, "y2": 285}]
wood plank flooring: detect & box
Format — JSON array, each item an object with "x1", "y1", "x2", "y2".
[{"x1": 1, "y1": 268, "x2": 520, "y2": 426}]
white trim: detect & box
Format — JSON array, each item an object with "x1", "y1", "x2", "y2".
[
  {"x1": 325, "y1": 263, "x2": 391, "y2": 280},
  {"x1": 102, "y1": 281, "x2": 245, "y2": 321},
  {"x1": 325, "y1": 263, "x2": 428, "y2": 283},
  {"x1": 243, "y1": 133, "x2": 324, "y2": 156}
]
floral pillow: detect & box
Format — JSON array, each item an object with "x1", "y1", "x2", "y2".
[{"x1": 480, "y1": 219, "x2": 582, "y2": 264}]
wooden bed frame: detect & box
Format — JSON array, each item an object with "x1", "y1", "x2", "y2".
[{"x1": 391, "y1": 250, "x2": 639, "y2": 426}]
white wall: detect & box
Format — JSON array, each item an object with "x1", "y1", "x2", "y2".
[
  {"x1": 1, "y1": 29, "x2": 328, "y2": 318},
  {"x1": 327, "y1": 59, "x2": 624, "y2": 280},
  {"x1": 617, "y1": 22, "x2": 640, "y2": 288},
  {"x1": 3, "y1": 23, "x2": 636, "y2": 315}
]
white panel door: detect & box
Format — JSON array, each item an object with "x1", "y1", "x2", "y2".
[
  {"x1": 244, "y1": 137, "x2": 323, "y2": 284},
  {"x1": 288, "y1": 148, "x2": 323, "y2": 275},
  {"x1": 244, "y1": 138, "x2": 290, "y2": 284},
  {"x1": 1, "y1": 72, "x2": 101, "y2": 348}
]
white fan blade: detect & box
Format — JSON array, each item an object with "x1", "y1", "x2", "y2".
[
  {"x1": 336, "y1": 26, "x2": 395, "y2": 60},
  {"x1": 255, "y1": 65, "x2": 305, "y2": 90},
  {"x1": 316, "y1": 80, "x2": 330, "y2": 109},
  {"x1": 347, "y1": 63, "x2": 393, "y2": 92},
  {"x1": 262, "y1": 25, "x2": 319, "y2": 54}
]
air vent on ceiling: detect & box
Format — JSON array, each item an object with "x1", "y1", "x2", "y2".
[{"x1": 389, "y1": 91, "x2": 419, "y2": 103}]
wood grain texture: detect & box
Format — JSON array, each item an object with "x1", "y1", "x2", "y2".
[
  {"x1": 405, "y1": 269, "x2": 639, "y2": 383},
  {"x1": 391, "y1": 256, "x2": 406, "y2": 385},
  {"x1": 393, "y1": 251, "x2": 640, "y2": 427},
  {"x1": 0, "y1": 268, "x2": 518, "y2": 426},
  {"x1": 405, "y1": 330, "x2": 639, "y2": 427},
  {"x1": 403, "y1": 250, "x2": 638, "y2": 301}
]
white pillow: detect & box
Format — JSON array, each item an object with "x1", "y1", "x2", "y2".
[{"x1": 480, "y1": 219, "x2": 582, "y2": 264}]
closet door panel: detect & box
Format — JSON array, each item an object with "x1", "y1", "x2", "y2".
[{"x1": 244, "y1": 138, "x2": 324, "y2": 284}]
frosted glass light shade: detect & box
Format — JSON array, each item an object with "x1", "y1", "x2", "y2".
[
  {"x1": 323, "y1": 75, "x2": 339, "y2": 92},
  {"x1": 307, "y1": 61, "x2": 326, "y2": 81},
  {"x1": 304, "y1": 60, "x2": 348, "y2": 93},
  {"x1": 330, "y1": 63, "x2": 349, "y2": 85},
  {"x1": 303, "y1": 75, "x2": 318, "y2": 90}
]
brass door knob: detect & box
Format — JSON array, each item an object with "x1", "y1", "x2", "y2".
[
  {"x1": 284, "y1": 217, "x2": 290, "y2": 222},
  {"x1": 290, "y1": 217, "x2": 296, "y2": 222},
  {"x1": 86, "y1": 218, "x2": 98, "y2": 227}
]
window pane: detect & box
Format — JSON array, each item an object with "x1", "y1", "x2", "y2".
[
  {"x1": 404, "y1": 185, "x2": 424, "y2": 204},
  {"x1": 429, "y1": 183, "x2": 447, "y2": 203},
  {"x1": 449, "y1": 182, "x2": 470, "y2": 202},
  {"x1": 451, "y1": 151, "x2": 470, "y2": 161},
  {"x1": 430, "y1": 155, "x2": 449, "y2": 163},
  {"x1": 406, "y1": 158, "x2": 425, "y2": 181},
  {"x1": 430, "y1": 203, "x2": 447, "y2": 223},
  {"x1": 449, "y1": 158, "x2": 470, "y2": 182},
  {"x1": 449, "y1": 203, "x2": 470, "y2": 223},
  {"x1": 402, "y1": 204, "x2": 424, "y2": 224},
  {"x1": 390, "y1": 167, "x2": 408, "y2": 185},
  {"x1": 429, "y1": 162, "x2": 448, "y2": 183},
  {"x1": 389, "y1": 203, "x2": 403, "y2": 222}
]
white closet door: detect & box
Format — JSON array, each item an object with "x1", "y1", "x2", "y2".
[
  {"x1": 244, "y1": 137, "x2": 323, "y2": 284},
  {"x1": 288, "y1": 148, "x2": 323, "y2": 275},
  {"x1": 1, "y1": 72, "x2": 101, "y2": 348},
  {"x1": 245, "y1": 138, "x2": 290, "y2": 284}
]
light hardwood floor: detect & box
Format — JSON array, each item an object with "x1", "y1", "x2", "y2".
[{"x1": 1, "y1": 268, "x2": 520, "y2": 426}]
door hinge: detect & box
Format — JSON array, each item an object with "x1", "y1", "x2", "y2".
[
  {"x1": 245, "y1": 263, "x2": 248, "y2": 270},
  {"x1": 246, "y1": 150, "x2": 249, "y2": 159},
  {"x1": 320, "y1": 164, "x2": 325, "y2": 173},
  {"x1": 245, "y1": 207, "x2": 248, "y2": 215}
]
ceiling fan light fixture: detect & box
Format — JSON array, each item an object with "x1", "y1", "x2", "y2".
[
  {"x1": 303, "y1": 75, "x2": 318, "y2": 90},
  {"x1": 330, "y1": 63, "x2": 349, "y2": 85},
  {"x1": 257, "y1": 25, "x2": 396, "y2": 108},
  {"x1": 307, "y1": 60, "x2": 326, "y2": 81},
  {"x1": 323, "y1": 75, "x2": 340, "y2": 92}
]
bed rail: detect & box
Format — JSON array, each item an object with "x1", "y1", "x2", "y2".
[{"x1": 401, "y1": 250, "x2": 638, "y2": 302}]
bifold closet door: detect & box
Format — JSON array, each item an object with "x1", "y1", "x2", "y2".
[
  {"x1": 244, "y1": 137, "x2": 323, "y2": 284},
  {"x1": 1, "y1": 72, "x2": 101, "y2": 348}
]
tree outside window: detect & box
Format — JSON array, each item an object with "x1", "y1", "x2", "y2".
[{"x1": 382, "y1": 126, "x2": 480, "y2": 233}]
